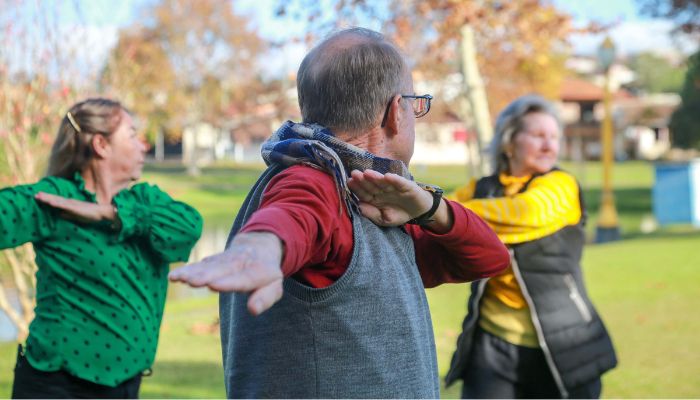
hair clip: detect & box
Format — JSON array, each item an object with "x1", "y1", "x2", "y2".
[{"x1": 66, "y1": 111, "x2": 82, "y2": 133}]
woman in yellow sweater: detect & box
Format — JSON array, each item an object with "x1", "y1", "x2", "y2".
[{"x1": 445, "y1": 95, "x2": 616, "y2": 398}]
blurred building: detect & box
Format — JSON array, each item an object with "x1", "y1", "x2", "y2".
[
  {"x1": 158, "y1": 58, "x2": 679, "y2": 167},
  {"x1": 616, "y1": 94, "x2": 679, "y2": 160},
  {"x1": 559, "y1": 78, "x2": 614, "y2": 160},
  {"x1": 412, "y1": 111, "x2": 477, "y2": 165},
  {"x1": 558, "y1": 57, "x2": 677, "y2": 161}
]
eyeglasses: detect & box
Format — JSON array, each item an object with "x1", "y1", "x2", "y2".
[{"x1": 380, "y1": 94, "x2": 433, "y2": 127}]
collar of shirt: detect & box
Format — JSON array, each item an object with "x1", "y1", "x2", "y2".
[
  {"x1": 498, "y1": 173, "x2": 532, "y2": 196},
  {"x1": 71, "y1": 171, "x2": 99, "y2": 202}
]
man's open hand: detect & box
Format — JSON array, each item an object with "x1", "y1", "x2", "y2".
[
  {"x1": 347, "y1": 169, "x2": 433, "y2": 226},
  {"x1": 168, "y1": 232, "x2": 284, "y2": 316}
]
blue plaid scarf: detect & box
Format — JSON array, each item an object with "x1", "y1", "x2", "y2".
[{"x1": 261, "y1": 120, "x2": 413, "y2": 213}]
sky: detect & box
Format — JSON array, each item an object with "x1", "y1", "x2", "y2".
[
  {"x1": 5, "y1": 0, "x2": 696, "y2": 80},
  {"x1": 552, "y1": 0, "x2": 697, "y2": 57},
  {"x1": 108, "y1": 0, "x2": 696, "y2": 53}
]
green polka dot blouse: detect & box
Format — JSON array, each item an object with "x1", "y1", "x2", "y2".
[{"x1": 0, "y1": 173, "x2": 202, "y2": 387}]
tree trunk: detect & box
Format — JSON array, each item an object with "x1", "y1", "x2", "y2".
[{"x1": 460, "y1": 24, "x2": 493, "y2": 176}]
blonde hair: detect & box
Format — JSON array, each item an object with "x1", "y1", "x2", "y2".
[{"x1": 47, "y1": 98, "x2": 125, "y2": 178}]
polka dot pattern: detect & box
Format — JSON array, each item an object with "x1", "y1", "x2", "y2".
[{"x1": 3, "y1": 174, "x2": 202, "y2": 386}]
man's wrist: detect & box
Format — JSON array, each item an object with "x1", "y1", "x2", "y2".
[
  {"x1": 407, "y1": 183, "x2": 443, "y2": 226},
  {"x1": 422, "y1": 199, "x2": 454, "y2": 234}
]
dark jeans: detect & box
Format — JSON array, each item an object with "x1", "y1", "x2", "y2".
[
  {"x1": 461, "y1": 328, "x2": 602, "y2": 399},
  {"x1": 12, "y1": 346, "x2": 143, "y2": 399}
]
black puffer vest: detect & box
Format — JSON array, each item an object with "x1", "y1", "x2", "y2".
[{"x1": 445, "y1": 170, "x2": 617, "y2": 398}]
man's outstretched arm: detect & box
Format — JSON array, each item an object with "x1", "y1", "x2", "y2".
[
  {"x1": 169, "y1": 166, "x2": 348, "y2": 314},
  {"x1": 168, "y1": 232, "x2": 284, "y2": 316}
]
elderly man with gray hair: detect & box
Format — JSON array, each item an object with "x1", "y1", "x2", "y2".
[{"x1": 169, "y1": 27, "x2": 509, "y2": 398}]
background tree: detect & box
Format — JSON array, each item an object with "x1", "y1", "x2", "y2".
[
  {"x1": 147, "y1": 0, "x2": 266, "y2": 124},
  {"x1": 277, "y1": 0, "x2": 578, "y2": 117},
  {"x1": 636, "y1": 0, "x2": 700, "y2": 149},
  {"x1": 102, "y1": 0, "x2": 298, "y2": 171},
  {"x1": 628, "y1": 52, "x2": 687, "y2": 94},
  {"x1": 669, "y1": 50, "x2": 700, "y2": 149},
  {"x1": 637, "y1": 0, "x2": 700, "y2": 37},
  {"x1": 0, "y1": 2, "x2": 86, "y2": 340},
  {"x1": 101, "y1": 29, "x2": 187, "y2": 147}
]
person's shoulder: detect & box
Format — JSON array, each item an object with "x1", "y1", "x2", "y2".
[
  {"x1": 476, "y1": 174, "x2": 499, "y2": 185},
  {"x1": 273, "y1": 165, "x2": 337, "y2": 189},
  {"x1": 266, "y1": 165, "x2": 343, "y2": 209},
  {"x1": 531, "y1": 169, "x2": 578, "y2": 190},
  {"x1": 31, "y1": 175, "x2": 74, "y2": 195},
  {"x1": 448, "y1": 178, "x2": 478, "y2": 202},
  {"x1": 128, "y1": 181, "x2": 160, "y2": 192},
  {"x1": 119, "y1": 181, "x2": 172, "y2": 202}
]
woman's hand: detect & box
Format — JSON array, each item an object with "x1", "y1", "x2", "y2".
[{"x1": 34, "y1": 192, "x2": 116, "y2": 223}]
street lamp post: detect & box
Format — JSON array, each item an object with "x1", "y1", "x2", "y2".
[{"x1": 595, "y1": 36, "x2": 621, "y2": 243}]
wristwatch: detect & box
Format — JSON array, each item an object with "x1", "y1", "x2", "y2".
[{"x1": 407, "y1": 183, "x2": 444, "y2": 226}]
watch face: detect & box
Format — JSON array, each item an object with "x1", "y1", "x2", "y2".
[{"x1": 418, "y1": 183, "x2": 443, "y2": 195}]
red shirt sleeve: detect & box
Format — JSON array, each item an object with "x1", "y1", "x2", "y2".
[
  {"x1": 240, "y1": 165, "x2": 352, "y2": 288},
  {"x1": 241, "y1": 165, "x2": 508, "y2": 289},
  {"x1": 406, "y1": 200, "x2": 510, "y2": 288}
]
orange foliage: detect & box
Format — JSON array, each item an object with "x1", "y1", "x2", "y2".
[{"x1": 277, "y1": 0, "x2": 593, "y2": 122}]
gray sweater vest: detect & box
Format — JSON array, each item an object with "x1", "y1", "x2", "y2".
[{"x1": 219, "y1": 165, "x2": 440, "y2": 398}]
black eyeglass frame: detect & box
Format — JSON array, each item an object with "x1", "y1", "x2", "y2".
[{"x1": 380, "y1": 94, "x2": 433, "y2": 127}]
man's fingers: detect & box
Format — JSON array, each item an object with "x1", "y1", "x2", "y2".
[
  {"x1": 358, "y1": 203, "x2": 387, "y2": 225},
  {"x1": 206, "y1": 262, "x2": 280, "y2": 292},
  {"x1": 247, "y1": 279, "x2": 284, "y2": 316},
  {"x1": 365, "y1": 172, "x2": 411, "y2": 193},
  {"x1": 174, "y1": 258, "x2": 285, "y2": 315},
  {"x1": 168, "y1": 260, "x2": 218, "y2": 287},
  {"x1": 361, "y1": 169, "x2": 385, "y2": 180},
  {"x1": 168, "y1": 252, "x2": 240, "y2": 286},
  {"x1": 169, "y1": 241, "x2": 283, "y2": 294},
  {"x1": 349, "y1": 170, "x2": 404, "y2": 206},
  {"x1": 348, "y1": 172, "x2": 374, "y2": 202},
  {"x1": 348, "y1": 184, "x2": 373, "y2": 202},
  {"x1": 349, "y1": 170, "x2": 384, "y2": 195}
]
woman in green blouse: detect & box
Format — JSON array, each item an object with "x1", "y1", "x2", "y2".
[{"x1": 4, "y1": 98, "x2": 202, "y2": 398}]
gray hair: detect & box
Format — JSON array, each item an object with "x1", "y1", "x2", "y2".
[
  {"x1": 489, "y1": 94, "x2": 561, "y2": 174},
  {"x1": 296, "y1": 27, "x2": 408, "y2": 134}
]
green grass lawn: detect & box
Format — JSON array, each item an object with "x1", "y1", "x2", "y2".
[{"x1": 1, "y1": 161, "x2": 699, "y2": 398}]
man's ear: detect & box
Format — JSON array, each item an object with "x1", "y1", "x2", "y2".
[
  {"x1": 91, "y1": 134, "x2": 110, "y2": 159},
  {"x1": 383, "y1": 95, "x2": 402, "y2": 137}
]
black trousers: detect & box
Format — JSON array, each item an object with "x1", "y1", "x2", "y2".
[
  {"x1": 461, "y1": 327, "x2": 602, "y2": 399},
  {"x1": 11, "y1": 346, "x2": 143, "y2": 399}
]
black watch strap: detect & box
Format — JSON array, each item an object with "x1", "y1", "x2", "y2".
[{"x1": 407, "y1": 183, "x2": 444, "y2": 226}]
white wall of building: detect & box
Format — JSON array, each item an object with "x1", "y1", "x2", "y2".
[{"x1": 412, "y1": 122, "x2": 474, "y2": 165}]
